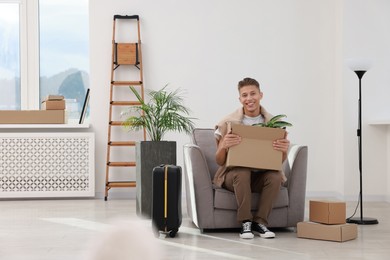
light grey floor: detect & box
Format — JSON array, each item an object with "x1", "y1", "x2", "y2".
[{"x1": 0, "y1": 199, "x2": 389, "y2": 260}]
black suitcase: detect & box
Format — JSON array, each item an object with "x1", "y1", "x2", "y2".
[{"x1": 152, "y1": 165, "x2": 182, "y2": 237}]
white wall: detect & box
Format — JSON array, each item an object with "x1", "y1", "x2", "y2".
[
  {"x1": 89, "y1": 0, "x2": 390, "y2": 201},
  {"x1": 343, "y1": 0, "x2": 390, "y2": 201}
]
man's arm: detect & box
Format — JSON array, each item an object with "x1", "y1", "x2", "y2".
[{"x1": 215, "y1": 133, "x2": 241, "y2": 166}]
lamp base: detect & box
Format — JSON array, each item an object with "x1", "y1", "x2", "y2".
[{"x1": 346, "y1": 217, "x2": 378, "y2": 225}]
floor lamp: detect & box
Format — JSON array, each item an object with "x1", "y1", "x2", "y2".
[{"x1": 347, "y1": 64, "x2": 378, "y2": 225}]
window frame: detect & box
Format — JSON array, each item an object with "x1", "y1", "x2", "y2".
[
  {"x1": 1, "y1": 0, "x2": 89, "y2": 112},
  {"x1": 23, "y1": 0, "x2": 40, "y2": 110},
  {"x1": 0, "y1": 0, "x2": 40, "y2": 109}
]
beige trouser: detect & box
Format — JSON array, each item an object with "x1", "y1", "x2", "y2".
[{"x1": 223, "y1": 167, "x2": 282, "y2": 225}]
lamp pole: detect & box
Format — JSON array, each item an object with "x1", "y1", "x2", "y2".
[{"x1": 347, "y1": 70, "x2": 378, "y2": 225}]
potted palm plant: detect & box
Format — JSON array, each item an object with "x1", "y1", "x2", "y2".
[
  {"x1": 123, "y1": 85, "x2": 195, "y2": 140},
  {"x1": 122, "y1": 85, "x2": 195, "y2": 218}
]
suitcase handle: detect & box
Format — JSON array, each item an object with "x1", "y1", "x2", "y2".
[
  {"x1": 159, "y1": 164, "x2": 175, "y2": 167},
  {"x1": 113, "y1": 15, "x2": 139, "y2": 20}
]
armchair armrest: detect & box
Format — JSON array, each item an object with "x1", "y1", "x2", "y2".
[
  {"x1": 183, "y1": 143, "x2": 215, "y2": 228},
  {"x1": 285, "y1": 145, "x2": 308, "y2": 225}
]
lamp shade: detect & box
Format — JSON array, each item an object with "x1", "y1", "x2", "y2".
[{"x1": 346, "y1": 58, "x2": 372, "y2": 71}]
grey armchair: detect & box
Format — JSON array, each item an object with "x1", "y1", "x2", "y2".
[{"x1": 183, "y1": 128, "x2": 308, "y2": 231}]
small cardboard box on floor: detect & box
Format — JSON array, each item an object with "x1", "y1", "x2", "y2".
[
  {"x1": 309, "y1": 200, "x2": 346, "y2": 224},
  {"x1": 297, "y1": 222, "x2": 357, "y2": 242},
  {"x1": 226, "y1": 124, "x2": 286, "y2": 171},
  {"x1": 297, "y1": 200, "x2": 357, "y2": 242}
]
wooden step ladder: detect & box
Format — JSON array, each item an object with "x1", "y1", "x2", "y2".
[{"x1": 105, "y1": 15, "x2": 145, "y2": 201}]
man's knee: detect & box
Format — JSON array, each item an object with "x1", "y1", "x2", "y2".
[
  {"x1": 265, "y1": 171, "x2": 283, "y2": 186},
  {"x1": 226, "y1": 167, "x2": 251, "y2": 187},
  {"x1": 233, "y1": 168, "x2": 251, "y2": 182}
]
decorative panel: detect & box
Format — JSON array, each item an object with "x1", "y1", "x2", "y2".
[{"x1": 0, "y1": 133, "x2": 94, "y2": 198}]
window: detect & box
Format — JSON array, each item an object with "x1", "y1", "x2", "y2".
[
  {"x1": 0, "y1": 2, "x2": 20, "y2": 110},
  {"x1": 39, "y1": 0, "x2": 89, "y2": 122},
  {"x1": 0, "y1": 0, "x2": 89, "y2": 123}
]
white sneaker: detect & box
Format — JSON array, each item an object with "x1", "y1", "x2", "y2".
[
  {"x1": 239, "y1": 221, "x2": 254, "y2": 239},
  {"x1": 252, "y1": 222, "x2": 275, "y2": 238}
]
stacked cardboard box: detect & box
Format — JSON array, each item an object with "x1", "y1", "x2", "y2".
[
  {"x1": 0, "y1": 95, "x2": 65, "y2": 124},
  {"x1": 297, "y1": 200, "x2": 358, "y2": 242},
  {"x1": 0, "y1": 110, "x2": 65, "y2": 124},
  {"x1": 41, "y1": 95, "x2": 66, "y2": 110}
]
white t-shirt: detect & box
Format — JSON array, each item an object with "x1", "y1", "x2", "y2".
[
  {"x1": 215, "y1": 114, "x2": 265, "y2": 138},
  {"x1": 242, "y1": 114, "x2": 264, "y2": 126}
]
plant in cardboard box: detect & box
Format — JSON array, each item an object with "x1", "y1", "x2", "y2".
[
  {"x1": 252, "y1": 114, "x2": 292, "y2": 128},
  {"x1": 122, "y1": 85, "x2": 195, "y2": 218}
]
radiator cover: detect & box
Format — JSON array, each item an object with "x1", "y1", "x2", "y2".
[{"x1": 0, "y1": 133, "x2": 94, "y2": 198}]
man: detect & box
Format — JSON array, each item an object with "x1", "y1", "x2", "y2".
[{"x1": 214, "y1": 77, "x2": 290, "y2": 239}]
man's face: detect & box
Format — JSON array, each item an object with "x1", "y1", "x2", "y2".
[{"x1": 239, "y1": 85, "x2": 263, "y2": 115}]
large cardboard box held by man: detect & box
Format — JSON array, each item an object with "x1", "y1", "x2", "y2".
[
  {"x1": 297, "y1": 221, "x2": 357, "y2": 242},
  {"x1": 309, "y1": 200, "x2": 346, "y2": 224},
  {"x1": 226, "y1": 124, "x2": 286, "y2": 171}
]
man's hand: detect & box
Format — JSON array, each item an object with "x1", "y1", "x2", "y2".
[
  {"x1": 273, "y1": 138, "x2": 290, "y2": 153},
  {"x1": 215, "y1": 133, "x2": 241, "y2": 166},
  {"x1": 273, "y1": 133, "x2": 290, "y2": 161},
  {"x1": 221, "y1": 133, "x2": 241, "y2": 151}
]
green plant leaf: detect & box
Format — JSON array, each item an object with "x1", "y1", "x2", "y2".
[
  {"x1": 252, "y1": 114, "x2": 292, "y2": 129},
  {"x1": 267, "y1": 114, "x2": 287, "y2": 125},
  {"x1": 122, "y1": 85, "x2": 196, "y2": 141},
  {"x1": 270, "y1": 121, "x2": 293, "y2": 128}
]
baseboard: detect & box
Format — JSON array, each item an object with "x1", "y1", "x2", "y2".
[
  {"x1": 95, "y1": 190, "x2": 136, "y2": 200},
  {"x1": 306, "y1": 191, "x2": 344, "y2": 200},
  {"x1": 306, "y1": 191, "x2": 387, "y2": 202}
]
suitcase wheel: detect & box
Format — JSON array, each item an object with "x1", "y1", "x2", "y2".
[{"x1": 169, "y1": 228, "x2": 178, "y2": 238}]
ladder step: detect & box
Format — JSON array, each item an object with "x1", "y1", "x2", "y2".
[
  {"x1": 111, "y1": 101, "x2": 141, "y2": 106},
  {"x1": 107, "y1": 181, "x2": 136, "y2": 188},
  {"x1": 108, "y1": 162, "x2": 136, "y2": 167},
  {"x1": 111, "y1": 81, "x2": 142, "y2": 86},
  {"x1": 109, "y1": 121, "x2": 124, "y2": 126},
  {"x1": 109, "y1": 141, "x2": 136, "y2": 146}
]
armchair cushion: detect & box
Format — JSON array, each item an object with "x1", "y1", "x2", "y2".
[{"x1": 214, "y1": 186, "x2": 289, "y2": 211}]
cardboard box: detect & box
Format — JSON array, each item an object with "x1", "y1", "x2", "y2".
[
  {"x1": 45, "y1": 95, "x2": 64, "y2": 101},
  {"x1": 309, "y1": 200, "x2": 346, "y2": 224},
  {"x1": 41, "y1": 100, "x2": 66, "y2": 110},
  {"x1": 226, "y1": 124, "x2": 286, "y2": 171},
  {"x1": 297, "y1": 221, "x2": 358, "y2": 242},
  {"x1": 0, "y1": 110, "x2": 65, "y2": 124}
]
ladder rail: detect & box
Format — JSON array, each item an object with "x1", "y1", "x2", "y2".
[
  {"x1": 136, "y1": 18, "x2": 147, "y2": 141},
  {"x1": 105, "y1": 18, "x2": 117, "y2": 200},
  {"x1": 105, "y1": 14, "x2": 145, "y2": 201}
]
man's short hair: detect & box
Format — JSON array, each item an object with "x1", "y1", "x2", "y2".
[{"x1": 238, "y1": 77, "x2": 260, "y2": 90}]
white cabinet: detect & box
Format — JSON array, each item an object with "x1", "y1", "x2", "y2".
[{"x1": 0, "y1": 132, "x2": 94, "y2": 198}]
